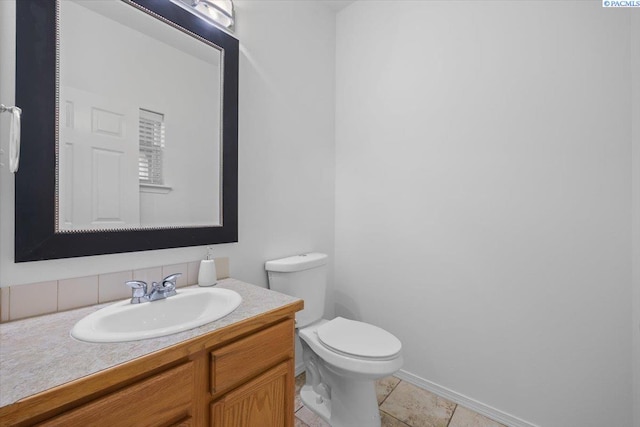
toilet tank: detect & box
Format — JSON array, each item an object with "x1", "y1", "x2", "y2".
[{"x1": 265, "y1": 253, "x2": 327, "y2": 328}]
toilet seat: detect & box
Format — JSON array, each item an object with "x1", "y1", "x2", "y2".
[
  {"x1": 299, "y1": 318, "x2": 403, "y2": 378},
  {"x1": 316, "y1": 317, "x2": 402, "y2": 360}
]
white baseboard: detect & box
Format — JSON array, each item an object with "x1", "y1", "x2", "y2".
[
  {"x1": 394, "y1": 370, "x2": 539, "y2": 427},
  {"x1": 295, "y1": 361, "x2": 306, "y2": 377}
]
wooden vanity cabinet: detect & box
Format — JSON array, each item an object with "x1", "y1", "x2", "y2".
[{"x1": 0, "y1": 306, "x2": 301, "y2": 427}]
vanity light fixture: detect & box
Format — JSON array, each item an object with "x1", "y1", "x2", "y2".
[{"x1": 169, "y1": 0, "x2": 235, "y2": 32}]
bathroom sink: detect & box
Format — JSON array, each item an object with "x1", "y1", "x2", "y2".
[{"x1": 71, "y1": 288, "x2": 242, "y2": 343}]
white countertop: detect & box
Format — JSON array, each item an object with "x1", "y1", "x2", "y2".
[{"x1": 0, "y1": 279, "x2": 300, "y2": 407}]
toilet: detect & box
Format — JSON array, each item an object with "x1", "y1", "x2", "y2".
[{"x1": 265, "y1": 253, "x2": 403, "y2": 427}]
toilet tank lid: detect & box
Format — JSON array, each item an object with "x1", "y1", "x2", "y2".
[{"x1": 265, "y1": 253, "x2": 328, "y2": 272}]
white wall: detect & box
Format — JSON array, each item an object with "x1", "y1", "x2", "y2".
[
  {"x1": 632, "y1": 10, "x2": 640, "y2": 427},
  {"x1": 335, "y1": 2, "x2": 634, "y2": 426},
  {"x1": 0, "y1": 0, "x2": 335, "y2": 293},
  {"x1": 232, "y1": 0, "x2": 337, "y2": 314}
]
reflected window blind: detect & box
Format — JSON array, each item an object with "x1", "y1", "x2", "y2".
[{"x1": 139, "y1": 109, "x2": 165, "y2": 185}]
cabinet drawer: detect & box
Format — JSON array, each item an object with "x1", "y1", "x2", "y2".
[
  {"x1": 210, "y1": 319, "x2": 293, "y2": 395},
  {"x1": 37, "y1": 362, "x2": 194, "y2": 426}
]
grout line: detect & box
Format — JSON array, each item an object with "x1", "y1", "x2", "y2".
[
  {"x1": 445, "y1": 404, "x2": 459, "y2": 427},
  {"x1": 294, "y1": 414, "x2": 310, "y2": 427},
  {"x1": 380, "y1": 409, "x2": 412, "y2": 427},
  {"x1": 379, "y1": 377, "x2": 403, "y2": 407}
]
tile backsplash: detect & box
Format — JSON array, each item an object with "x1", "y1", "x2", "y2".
[{"x1": 0, "y1": 257, "x2": 229, "y2": 323}]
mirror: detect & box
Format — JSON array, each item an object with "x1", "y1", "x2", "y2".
[
  {"x1": 15, "y1": 0, "x2": 238, "y2": 261},
  {"x1": 58, "y1": 0, "x2": 222, "y2": 230}
]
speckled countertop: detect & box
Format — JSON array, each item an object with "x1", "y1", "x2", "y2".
[{"x1": 0, "y1": 278, "x2": 301, "y2": 408}]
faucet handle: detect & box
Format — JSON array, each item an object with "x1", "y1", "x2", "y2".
[
  {"x1": 162, "y1": 273, "x2": 181, "y2": 289},
  {"x1": 126, "y1": 280, "x2": 148, "y2": 303}
]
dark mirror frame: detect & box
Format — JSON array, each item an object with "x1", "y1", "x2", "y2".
[{"x1": 15, "y1": 0, "x2": 238, "y2": 262}]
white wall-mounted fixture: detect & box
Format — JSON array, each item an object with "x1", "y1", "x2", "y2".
[
  {"x1": 0, "y1": 104, "x2": 21, "y2": 173},
  {"x1": 169, "y1": 0, "x2": 234, "y2": 32}
]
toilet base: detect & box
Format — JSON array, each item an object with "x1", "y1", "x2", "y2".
[
  {"x1": 297, "y1": 320, "x2": 402, "y2": 427},
  {"x1": 300, "y1": 385, "x2": 331, "y2": 422},
  {"x1": 300, "y1": 374, "x2": 381, "y2": 427}
]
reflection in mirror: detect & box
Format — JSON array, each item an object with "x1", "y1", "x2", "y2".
[
  {"x1": 58, "y1": 0, "x2": 222, "y2": 231},
  {"x1": 15, "y1": 0, "x2": 238, "y2": 261}
]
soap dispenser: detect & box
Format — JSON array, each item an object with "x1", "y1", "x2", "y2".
[{"x1": 198, "y1": 246, "x2": 218, "y2": 287}]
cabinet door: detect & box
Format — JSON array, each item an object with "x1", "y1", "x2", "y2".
[
  {"x1": 37, "y1": 362, "x2": 194, "y2": 427},
  {"x1": 211, "y1": 361, "x2": 293, "y2": 427}
]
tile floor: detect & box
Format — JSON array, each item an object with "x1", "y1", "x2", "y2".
[{"x1": 294, "y1": 373, "x2": 507, "y2": 427}]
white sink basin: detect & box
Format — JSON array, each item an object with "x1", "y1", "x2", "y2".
[{"x1": 71, "y1": 288, "x2": 242, "y2": 343}]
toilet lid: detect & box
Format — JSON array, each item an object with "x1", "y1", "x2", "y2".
[{"x1": 316, "y1": 317, "x2": 402, "y2": 359}]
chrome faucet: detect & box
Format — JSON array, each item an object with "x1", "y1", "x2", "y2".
[{"x1": 125, "y1": 273, "x2": 181, "y2": 304}]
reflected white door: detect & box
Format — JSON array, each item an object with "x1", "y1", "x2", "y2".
[{"x1": 58, "y1": 87, "x2": 140, "y2": 230}]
